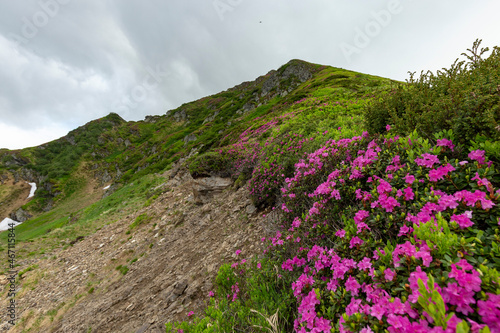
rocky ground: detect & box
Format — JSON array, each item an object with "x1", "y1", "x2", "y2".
[{"x1": 0, "y1": 167, "x2": 275, "y2": 333}]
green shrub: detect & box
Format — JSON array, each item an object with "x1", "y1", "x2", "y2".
[
  {"x1": 165, "y1": 258, "x2": 296, "y2": 332},
  {"x1": 115, "y1": 265, "x2": 129, "y2": 275},
  {"x1": 365, "y1": 40, "x2": 500, "y2": 145},
  {"x1": 188, "y1": 152, "x2": 232, "y2": 178},
  {"x1": 129, "y1": 213, "x2": 152, "y2": 229}
]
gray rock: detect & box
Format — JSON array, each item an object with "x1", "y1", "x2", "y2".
[
  {"x1": 173, "y1": 110, "x2": 187, "y2": 122},
  {"x1": 192, "y1": 177, "x2": 233, "y2": 204},
  {"x1": 135, "y1": 323, "x2": 149, "y2": 333},
  {"x1": 245, "y1": 204, "x2": 257, "y2": 215},
  {"x1": 183, "y1": 134, "x2": 197, "y2": 144},
  {"x1": 261, "y1": 60, "x2": 312, "y2": 97},
  {"x1": 203, "y1": 111, "x2": 219, "y2": 124},
  {"x1": 168, "y1": 280, "x2": 188, "y2": 302},
  {"x1": 65, "y1": 136, "x2": 76, "y2": 145},
  {"x1": 144, "y1": 115, "x2": 159, "y2": 123},
  {"x1": 11, "y1": 208, "x2": 32, "y2": 222}
]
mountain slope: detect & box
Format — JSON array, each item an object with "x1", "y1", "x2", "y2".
[{"x1": 0, "y1": 59, "x2": 394, "y2": 332}]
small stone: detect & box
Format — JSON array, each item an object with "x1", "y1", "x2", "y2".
[
  {"x1": 135, "y1": 323, "x2": 149, "y2": 333},
  {"x1": 245, "y1": 204, "x2": 257, "y2": 215}
]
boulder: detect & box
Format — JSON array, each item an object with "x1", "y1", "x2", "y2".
[
  {"x1": 183, "y1": 134, "x2": 197, "y2": 144},
  {"x1": 10, "y1": 208, "x2": 32, "y2": 222},
  {"x1": 192, "y1": 177, "x2": 233, "y2": 204}
]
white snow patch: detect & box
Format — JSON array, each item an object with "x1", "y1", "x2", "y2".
[
  {"x1": 0, "y1": 218, "x2": 22, "y2": 232},
  {"x1": 103, "y1": 185, "x2": 110, "y2": 190},
  {"x1": 27, "y1": 182, "x2": 37, "y2": 198}
]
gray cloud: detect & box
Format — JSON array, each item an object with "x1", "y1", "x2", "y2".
[{"x1": 1, "y1": 0, "x2": 499, "y2": 149}]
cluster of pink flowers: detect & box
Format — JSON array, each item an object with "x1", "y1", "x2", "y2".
[{"x1": 266, "y1": 132, "x2": 500, "y2": 332}]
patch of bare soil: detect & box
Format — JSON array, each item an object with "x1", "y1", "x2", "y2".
[{"x1": 0, "y1": 173, "x2": 31, "y2": 219}]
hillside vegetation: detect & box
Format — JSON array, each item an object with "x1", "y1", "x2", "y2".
[
  {"x1": 165, "y1": 41, "x2": 500, "y2": 332},
  {"x1": 0, "y1": 40, "x2": 499, "y2": 332}
]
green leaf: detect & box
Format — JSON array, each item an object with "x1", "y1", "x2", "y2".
[
  {"x1": 480, "y1": 326, "x2": 491, "y2": 333},
  {"x1": 456, "y1": 320, "x2": 470, "y2": 333}
]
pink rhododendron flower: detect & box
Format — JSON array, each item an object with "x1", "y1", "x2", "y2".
[
  {"x1": 428, "y1": 163, "x2": 455, "y2": 182},
  {"x1": 354, "y1": 209, "x2": 369, "y2": 224},
  {"x1": 386, "y1": 124, "x2": 391, "y2": 131},
  {"x1": 377, "y1": 179, "x2": 393, "y2": 195},
  {"x1": 378, "y1": 194, "x2": 400, "y2": 212},
  {"x1": 370, "y1": 303, "x2": 386, "y2": 320},
  {"x1": 346, "y1": 298, "x2": 362, "y2": 315},
  {"x1": 408, "y1": 266, "x2": 428, "y2": 303},
  {"x1": 387, "y1": 298, "x2": 406, "y2": 315},
  {"x1": 471, "y1": 172, "x2": 493, "y2": 190},
  {"x1": 436, "y1": 138, "x2": 455, "y2": 151},
  {"x1": 349, "y1": 236, "x2": 364, "y2": 248},
  {"x1": 415, "y1": 153, "x2": 440, "y2": 168},
  {"x1": 235, "y1": 249, "x2": 241, "y2": 255},
  {"x1": 187, "y1": 311, "x2": 194, "y2": 316},
  {"x1": 442, "y1": 282, "x2": 476, "y2": 315},
  {"x1": 468, "y1": 149, "x2": 486, "y2": 164},
  {"x1": 393, "y1": 241, "x2": 417, "y2": 267},
  {"x1": 292, "y1": 217, "x2": 302, "y2": 228},
  {"x1": 292, "y1": 274, "x2": 315, "y2": 297},
  {"x1": 451, "y1": 212, "x2": 474, "y2": 229},
  {"x1": 403, "y1": 187, "x2": 414, "y2": 201},
  {"x1": 384, "y1": 268, "x2": 396, "y2": 281},
  {"x1": 398, "y1": 224, "x2": 412, "y2": 236},
  {"x1": 326, "y1": 278, "x2": 338, "y2": 292},
  {"x1": 477, "y1": 293, "x2": 500, "y2": 331},
  {"x1": 358, "y1": 257, "x2": 372, "y2": 271},
  {"x1": 387, "y1": 314, "x2": 411, "y2": 330},
  {"x1": 345, "y1": 275, "x2": 361, "y2": 295},
  {"x1": 335, "y1": 229, "x2": 346, "y2": 238},
  {"x1": 437, "y1": 194, "x2": 458, "y2": 210},
  {"x1": 309, "y1": 203, "x2": 321, "y2": 215},
  {"x1": 356, "y1": 222, "x2": 370, "y2": 233},
  {"x1": 415, "y1": 243, "x2": 433, "y2": 267}
]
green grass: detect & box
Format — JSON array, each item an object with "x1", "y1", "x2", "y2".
[
  {"x1": 116, "y1": 265, "x2": 129, "y2": 275},
  {"x1": 129, "y1": 213, "x2": 152, "y2": 229}
]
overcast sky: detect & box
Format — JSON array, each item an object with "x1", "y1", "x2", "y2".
[{"x1": 0, "y1": 0, "x2": 499, "y2": 149}]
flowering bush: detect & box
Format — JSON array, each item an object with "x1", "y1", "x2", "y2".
[
  {"x1": 266, "y1": 130, "x2": 500, "y2": 332},
  {"x1": 171, "y1": 127, "x2": 500, "y2": 332}
]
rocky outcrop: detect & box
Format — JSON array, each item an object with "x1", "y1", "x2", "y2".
[
  {"x1": 202, "y1": 111, "x2": 219, "y2": 124},
  {"x1": 173, "y1": 110, "x2": 187, "y2": 122},
  {"x1": 183, "y1": 134, "x2": 197, "y2": 145},
  {"x1": 192, "y1": 177, "x2": 233, "y2": 204},
  {"x1": 261, "y1": 60, "x2": 313, "y2": 98},
  {"x1": 144, "y1": 115, "x2": 160, "y2": 123},
  {"x1": 2, "y1": 154, "x2": 28, "y2": 168},
  {"x1": 10, "y1": 208, "x2": 32, "y2": 222}
]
